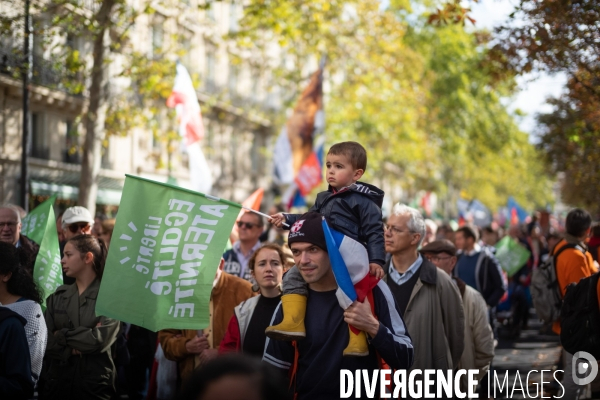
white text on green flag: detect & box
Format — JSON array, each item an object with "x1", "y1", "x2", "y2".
[{"x1": 96, "y1": 175, "x2": 241, "y2": 332}]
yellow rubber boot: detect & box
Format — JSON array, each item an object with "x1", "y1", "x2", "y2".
[
  {"x1": 265, "y1": 294, "x2": 307, "y2": 341},
  {"x1": 343, "y1": 327, "x2": 369, "y2": 356}
]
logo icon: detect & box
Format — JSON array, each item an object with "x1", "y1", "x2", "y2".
[
  {"x1": 290, "y1": 220, "x2": 305, "y2": 233},
  {"x1": 572, "y1": 351, "x2": 598, "y2": 385}
]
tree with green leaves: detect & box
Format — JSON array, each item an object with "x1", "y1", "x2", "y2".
[
  {"x1": 236, "y1": 0, "x2": 552, "y2": 215},
  {"x1": 487, "y1": 0, "x2": 600, "y2": 212}
]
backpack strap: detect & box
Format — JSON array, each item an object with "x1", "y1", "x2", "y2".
[
  {"x1": 554, "y1": 243, "x2": 581, "y2": 260},
  {"x1": 553, "y1": 243, "x2": 587, "y2": 300}
]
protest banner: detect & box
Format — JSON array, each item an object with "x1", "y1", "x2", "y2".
[
  {"x1": 494, "y1": 236, "x2": 531, "y2": 277},
  {"x1": 21, "y1": 196, "x2": 62, "y2": 309},
  {"x1": 96, "y1": 175, "x2": 241, "y2": 331}
]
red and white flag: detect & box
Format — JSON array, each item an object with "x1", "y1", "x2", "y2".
[{"x1": 166, "y1": 63, "x2": 213, "y2": 194}]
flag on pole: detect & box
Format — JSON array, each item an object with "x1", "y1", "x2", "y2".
[
  {"x1": 507, "y1": 197, "x2": 528, "y2": 225},
  {"x1": 96, "y1": 175, "x2": 242, "y2": 331},
  {"x1": 494, "y1": 236, "x2": 531, "y2": 277},
  {"x1": 273, "y1": 60, "x2": 325, "y2": 208},
  {"x1": 167, "y1": 63, "x2": 212, "y2": 194},
  {"x1": 321, "y1": 219, "x2": 378, "y2": 309},
  {"x1": 21, "y1": 196, "x2": 62, "y2": 310}
]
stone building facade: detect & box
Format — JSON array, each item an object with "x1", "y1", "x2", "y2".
[{"x1": 0, "y1": 0, "x2": 282, "y2": 214}]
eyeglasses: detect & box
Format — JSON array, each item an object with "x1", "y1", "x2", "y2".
[
  {"x1": 427, "y1": 255, "x2": 454, "y2": 262},
  {"x1": 0, "y1": 221, "x2": 18, "y2": 229},
  {"x1": 237, "y1": 221, "x2": 259, "y2": 229},
  {"x1": 384, "y1": 224, "x2": 414, "y2": 236},
  {"x1": 68, "y1": 223, "x2": 90, "y2": 233}
]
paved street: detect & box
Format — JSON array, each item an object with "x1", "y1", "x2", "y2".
[
  {"x1": 489, "y1": 316, "x2": 562, "y2": 399},
  {"x1": 489, "y1": 313, "x2": 598, "y2": 399}
]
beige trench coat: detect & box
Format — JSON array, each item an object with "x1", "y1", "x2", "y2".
[
  {"x1": 455, "y1": 278, "x2": 494, "y2": 397},
  {"x1": 385, "y1": 258, "x2": 465, "y2": 399}
]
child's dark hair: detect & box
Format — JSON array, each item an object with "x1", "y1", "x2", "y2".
[
  {"x1": 328, "y1": 141, "x2": 367, "y2": 171},
  {"x1": 66, "y1": 234, "x2": 108, "y2": 280},
  {"x1": 0, "y1": 241, "x2": 43, "y2": 304}
]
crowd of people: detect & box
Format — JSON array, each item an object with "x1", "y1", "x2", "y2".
[{"x1": 0, "y1": 141, "x2": 599, "y2": 400}]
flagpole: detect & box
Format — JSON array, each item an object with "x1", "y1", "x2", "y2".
[{"x1": 242, "y1": 206, "x2": 290, "y2": 228}]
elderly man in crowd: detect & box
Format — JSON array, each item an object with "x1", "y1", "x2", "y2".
[
  {"x1": 383, "y1": 203, "x2": 464, "y2": 399},
  {"x1": 0, "y1": 206, "x2": 38, "y2": 274},
  {"x1": 421, "y1": 240, "x2": 494, "y2": 398}
]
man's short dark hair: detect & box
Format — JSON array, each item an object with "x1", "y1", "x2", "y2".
[
  {"x1": 242, "y1": 211, "x2": 264, "y2": 227},
  {"x1": 565, "y1": 208, "x2": 592, "y2": 238},
  {"x1": 456, "y1": 226, "x2": 478, "y2": 241},
  {"x1": 177, "y1": 354, "x2": 290, "y2": 400},
  {"x1": 327, "y1": 141, "x2": 367, "y2": 171}
]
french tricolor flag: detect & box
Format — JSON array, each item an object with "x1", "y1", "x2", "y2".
[{"x1": 322, "y1": 219, "x2": 379, "y2": 312}]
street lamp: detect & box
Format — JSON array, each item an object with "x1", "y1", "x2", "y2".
[{"x1": 21, "y1": 0, "x2": 32, "y2": 212}]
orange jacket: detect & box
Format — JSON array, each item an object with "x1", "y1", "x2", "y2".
[{"x1": 553, "y1": 238, "x2": 597, "y2": 334}]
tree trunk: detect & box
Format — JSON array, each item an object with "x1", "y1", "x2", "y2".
[{"x1": 78, "y1": 0, "x2": 116, "y2": 215}]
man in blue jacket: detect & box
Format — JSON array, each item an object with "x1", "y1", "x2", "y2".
[{"x1": 263, "y1": 212, "x2": 414, "y2": 400}]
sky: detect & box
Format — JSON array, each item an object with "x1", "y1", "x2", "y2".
[{"x1": 468, "y1": 0, "x2": 567, "y2": 137}]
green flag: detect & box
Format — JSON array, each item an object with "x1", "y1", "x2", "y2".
[
  {"x1": 21, "y1": 196, "x2": 63, "y2": 309},
  {"x1": 96, "y1": 175, "x2": 242, "y2": 332},
  {"x1": 494, "y1": 236, "x2": 531, "y2": 277}
]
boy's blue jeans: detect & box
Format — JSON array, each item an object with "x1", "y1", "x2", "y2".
[{"x1": 282, "y1": 265, "x2": 308, "y2": 296}]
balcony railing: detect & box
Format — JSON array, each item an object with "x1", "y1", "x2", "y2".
[
  {"x1": 0, "y1": 46, "x2": 83, "y2": 96},
  {"x1": 201, "y1": 79, "x2": 280, "y2": 114}
]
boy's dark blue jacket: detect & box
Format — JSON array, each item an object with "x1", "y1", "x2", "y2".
[{"x1": 283, "y1": 181, "x2": 386, "y2": 266}]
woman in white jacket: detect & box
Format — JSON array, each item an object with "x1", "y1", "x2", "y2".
[
  {"x1": 0, "y1": 241, "x2": 48, "y2": 387},
  {"x1": 219, "y1": 243, "x2": 284, "y2": 356}
]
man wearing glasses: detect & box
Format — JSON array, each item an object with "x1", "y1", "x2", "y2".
[
  {"x1": 0, "y1": 206, "x2": 39, "y2": 274},
  {"x1": 60, "y1": 206, "x2": 95, "y2": 284},
  {"x1": 61, "y1": 206, "x2": 94, "y2": 240},
  {"x1": 222, "y1": 212, "x2": 264, "y2": 282},
  {"x1": 421, "y1": 239, "x2": 494, "y2": 397},
  {"x1": 383, "y1": 203, "x2": 464, "y2": 399}
]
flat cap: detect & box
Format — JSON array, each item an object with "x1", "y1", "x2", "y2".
[{"x1": 420, "y1": 239, "x2": 456, "y2": 256}]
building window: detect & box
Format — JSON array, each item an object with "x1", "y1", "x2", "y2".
[
  {"x1": 204, "y1": 49, "x2": 216, "y2": 91},
  {"x1": 32, "y1": 17, "x2": 45, "y2": 59},
  {"x1": 31, "y1": 113, "x2": 49, "y2": 159},
  {"x1": 63, "y1": 120, "x2": 80, "y2": 164},
  {"x1": 229, "y1": 2, "x2": 239, "y2": 33},
  {"x1": 251, "y1": 67, "x2": 261, "y2": 102},
  {"x1": 151, "y1": 19, "x2": 164, "y2": 58},
  {"x1": 207, "y1": 2, "x2": 216, "y2": 21},
  {"x1": 228, "y1": 63, "x2": 238, "y2": 96},
  {"x1": 180, "y1": 35, "x2": 192, "y2": 72}
]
